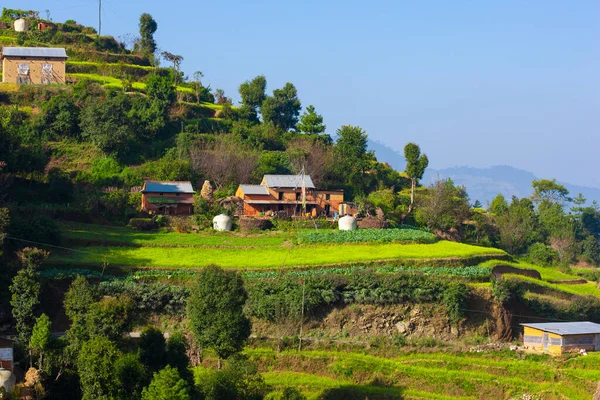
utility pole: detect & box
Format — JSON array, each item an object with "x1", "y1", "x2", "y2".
[{"x1": 98, "y1": 0, "x2": 102, "y2": 36}]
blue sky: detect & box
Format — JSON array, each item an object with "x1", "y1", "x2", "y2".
[{"x1": 6, "y1": 0, "x2": 600, "y2": 187}]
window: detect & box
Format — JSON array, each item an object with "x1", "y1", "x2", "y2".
[
  {"x1": 176, "y1": 193, "x2": 180, "y2": 196},
  {"x1": 42, "y1": 63, "x2": 53, "y2": 75},
  {"x1": 296, "y1": 192, "x2": 301, "y2": 201},
  {"x1": 278, "y1": 192, "x2": 284, "y2": 200},
  {"x1": 17, "y1": 63, "x2": 29, "y2": 75},
  {"x1": 159, "y1": 193, "x2": 163, "y2": 196},
  {"x1": 326, "y1": 194, "x2": 331, "y2": 201},
  {"x1": 41, "y1": 77, "x2": 53, "y2": 85},
  {"x1": 16, "y1": 76, "x2": 30, "y2": 84}
]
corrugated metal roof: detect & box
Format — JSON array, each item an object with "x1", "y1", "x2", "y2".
[
  {"x1": 245, "y1": 200, "x2": 317, "y2": 205},
  {"x1": 520, "y1": 322, "x2": 600, "y2": 335},
  {"x1": 239, "y1": 185, "x2": 270, "y2": 195},
  {"x1": 142, "y1": 181, "x2": 195, "y2": 194},
  {"x1": 3, "y1": 47, "x2": 68, "y2": 58},
  {"x1": 263, "y1": 175, "x2": 315, "y2": 189}
]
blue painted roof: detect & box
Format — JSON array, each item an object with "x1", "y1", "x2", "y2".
[
  {"x1": 142, "y1": 181, "x2": 195, "y2": 194},
  {"x1": 521, "y1": 322, "x2": 600, "y2": 335},
  {"x1": 3, "y1": 47, "x2": 67, "y2": 58}
]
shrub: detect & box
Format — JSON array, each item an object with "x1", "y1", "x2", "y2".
[
  {"x1": 527, "y1": 242, "x2": 557, "y2": 266},
  {"x1": 128, "y1": 218, "x2": 157, "y2": 231},
  {"x1": 442, "y1": 282, "x2": 470, "y2": 323},
  {"x1": 491, "y1": 276, "x2": 524, "y2": 305}
]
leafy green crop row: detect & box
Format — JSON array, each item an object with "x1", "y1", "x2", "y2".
[{"x1": 299, "y1": 228, "x2": 437, "y2": 244}]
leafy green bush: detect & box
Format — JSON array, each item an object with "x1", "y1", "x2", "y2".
[
  {"x1": 273, "y1": 218, "x2": 336, "y2": 231},
  {"x1": 442, "y1": 282, "x2": 470, "y2": 323},
  {"x1": 299, "y1": 228, "x2": 437, "y2": 244},
  {"x1": 527, "y1": 242, "x2": 557, "y2": 266},
  {"x1": 491, "y1": 276, "x2": 524, "y2": 304},
  {"x1": 99, "y1": 280, "x2": 189, "y2": 314}
]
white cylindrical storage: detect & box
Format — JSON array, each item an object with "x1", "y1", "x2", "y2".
[
  {"x1": 0, "y1": 369, "x2": 16, "y2": 393},
  {"x1": 338, "y1": 215, "x2": 357, "y2": 231},
  {"x1": 213, "y1": 214, "x2": 232, "y2": 231},
  {"x1": 14, "y1": 18, "x2": 29, "y2": 32}
]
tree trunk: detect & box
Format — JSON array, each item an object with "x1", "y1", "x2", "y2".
[{"x1": 217, "y1": 357, "x2": 222, "y2": 370}]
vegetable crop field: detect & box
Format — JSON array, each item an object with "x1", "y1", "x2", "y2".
[{"x1": 299, "y1": 227, "x2": 437, "y2": 244}]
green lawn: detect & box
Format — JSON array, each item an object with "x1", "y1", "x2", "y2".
[
  {"x1": 245, "y1": 348, "x2": 600, "y2": 399},
  {"x1": 50, "y1": 240, "x2": 505, "y2": 269}
]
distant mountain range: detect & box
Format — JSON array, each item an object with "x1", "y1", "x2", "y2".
[{"x1": 368, "y1": 140, "x2": 600, "y2": 206}]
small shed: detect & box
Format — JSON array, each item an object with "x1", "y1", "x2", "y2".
[
  {"x1": 0, "y1": 338, "x2": 14, "y2": 371},
  {"x1": 141, "y1": 181, "x2": 195, "y2": 215},
  {"x1": 521, "y1": 322, "x2": 600, "y2": 355}
]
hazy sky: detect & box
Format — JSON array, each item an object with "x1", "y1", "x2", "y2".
[{"x1": 6, "y1": 0, "x2": 600, "y2": 187}]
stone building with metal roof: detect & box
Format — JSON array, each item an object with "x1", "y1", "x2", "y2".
[
  {"x1": 141, "y1": 181, "x2": 195, "y2": 215},
  {"x1": 1, "y1": 47, "x2": 68, "y2": 84},
  {"x1": 236, "y1": 175, "x2": 345, "y2": 218},
  {"x1": 521, "y1": 322, "x2": 600, "y2": 355}
]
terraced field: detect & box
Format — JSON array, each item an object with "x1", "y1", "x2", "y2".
[
  {"x1": 51, "y1": 222, "x2": 506, "y2": 269},
  {"x1": 199, "y1": 348, "x2": 600, "y2": 399}
]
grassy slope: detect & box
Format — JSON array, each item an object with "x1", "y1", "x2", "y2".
[{"x1": 231, "y1": 348, "x2": 600, "y2": 399}]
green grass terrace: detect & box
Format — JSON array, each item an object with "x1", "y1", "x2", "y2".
[{"x1": 50, "y1": 221, "x2": 507, "y2": 269}]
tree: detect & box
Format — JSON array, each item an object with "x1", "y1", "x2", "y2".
[
  {"x1": 495, "y1": 197, "x2": 541, "y2": 254},
  {"x1": 286, "y1": 137, "x2": 334, "y2": 187},
  {"x1": 141, "y1": 366, "x2": 190, "y2": 400},
  {"x1": 238, "y1": 75, "x2": 267, "y2": 120},
  {"x1": 281, "y1": 387, "x2": 307, "y2": 400},
  {"x1": 404, "y1": 142, "x2": 429, "y2": 215},
  {"x1": 261, "y1": 83, "x2": 302, "y2": 131},
  {"x1": 161, "y1": 52, "x2": 184, "y2": 85},
  {"x1": 139, "y1": 13, "x2": 157, "y2": 54},
  {"x1": 416, "y1": 179, "x2": 470, "y2": 234},
  {"x1": 192, "y1": 71, "x2": 204, "y2": 104},
  {"x1": 37, "y1": 93, "x2": 80, "y2": 140},
  {"x1": 165, "y1": 333, "x2": 190, "y2": 378},
  {"x1": 10, "y1": 248, "x2": 46, "y2": 346},
  {"x1": 145, "y1": 74, "x2": 176, "y2": 109},
  {"x1": 115, "y1": 353, "x2": 148, "y2": 400},
  {"x1": 79, "y1": 95, "x2": 133, "y2": 161},
  {"x1": 30, "y1": 313, "x2": 53, "y2": 372},
  {"x1": 489, "y1": 193, "x2": 509, "y2": 215},
  {"x1": 85, "y1": 296, "x2": 133, "y2": 342},
  {"x1": 139, "y1": 326, "x2": 166, "y2": 373},
  {"x1": 214, "y1": 89, "x2": 230, "y2": 105},
  {"x1": 297, "y1": 105, "x2": 326, "y2": 134},
  {"x1": 187, "y1": 265, "x2": 251, "y2": 368},
  {"x1": 64, "y1": 276, "x2": 96, "y2": 323},
  {"x1": 334, "y1": 125, "x2": 373, "y2": 195},
  {"x1": 531, "y1": 179, "x2": 571, "y2": 205},
  {"x1": 473, "y1": 200, "x2": 482, "y2": 209},
  {"x1": 77, "y1": 337, "x2": 121, "y2": 400}
]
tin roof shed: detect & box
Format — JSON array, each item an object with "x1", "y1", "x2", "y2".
[
  {"x1": 520, "y1": 322, "x2": 600, "y2": 335},
  {"x1": 262, "y1": 175, "x2": 315, "y2": 189}
]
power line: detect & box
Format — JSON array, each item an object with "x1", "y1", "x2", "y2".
[{"x1": 5, "y1": 236, "x2": 112, "y2": 258}]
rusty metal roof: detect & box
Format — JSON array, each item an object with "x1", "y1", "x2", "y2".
[
  {"x1": 3, "y1": 47, "x2": 67, "y2": 58},
  {"x1": 520, "y1": 322, "x2": 600, "y2": 335}
]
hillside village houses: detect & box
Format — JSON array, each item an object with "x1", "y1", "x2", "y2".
[
  {"x1": 1, "y1": 46, "x2": 67, "y2": 84},
  {"x1": 236, "y1": 174, "x2": 348, "y2": 218}
]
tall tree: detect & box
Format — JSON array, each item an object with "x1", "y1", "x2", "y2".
[
  {"x1": 261, "y1": 83, "x2": 302, "y2": 131},
  {"x1": 404, "y1": 142, "x2": 429, "y2": 215},
  {"x1": 161, "y1": 51, "x2": 184, "y2": 85},
  {"x1": 489, "y1": 193, "x2": 509, "y2": 216},
  {"x1": 334, "y1": 125, "x2": 372, "y2": 194},
  {"x1": 10, "y1": 248, "x2": 46, "y2": 346},
  {"x1": 238, "y1": 75, "x2": 267, "y2": 120},
  {"x1": 138, "y1": 13, "x2": 158, "y2": 54},
  {"x1": 187, "y1": 265, "x2": 251, "y2": 369},
  {"x1": 531, "y1": 179, "x2": 571, "y2": 205},
  {"x1": 297, "y1": 105, "x2": 326, "y2": 134},
  {"x1": 77, "y1": 337, "x2": 121, "y2": 400},
  {"x1": 496, "y1": 197, "x2": 541, "y2": 254},
  {"x1": 30, "y1": 313, "x2": 53, "y2": 372}
]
